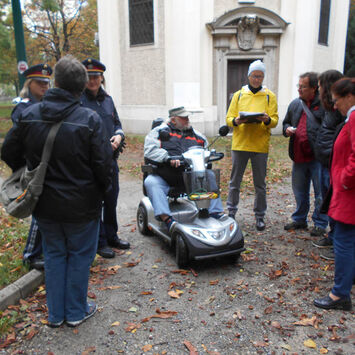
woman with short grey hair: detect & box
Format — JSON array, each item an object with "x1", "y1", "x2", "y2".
[{"x1": 2, "y1": 55, "x2": 113, "y2": 327}]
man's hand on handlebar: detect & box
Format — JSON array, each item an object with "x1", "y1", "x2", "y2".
[{"x1": 170, "y1": 159, "x2": 181, "y2": 168}]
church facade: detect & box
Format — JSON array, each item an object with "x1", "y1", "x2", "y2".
[{"x1": 97, "y1": 0, "x2": 349, "y2": 135}]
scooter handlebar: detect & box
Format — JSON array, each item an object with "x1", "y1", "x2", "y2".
[
  {"x1": 208, "y1": 152, "x2": 224, "y2": 162},
  {"x1": 167, "y1": 156, "x2": 186, "y2": 167}
]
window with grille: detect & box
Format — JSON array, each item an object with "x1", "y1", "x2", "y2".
[
  {"x1": 318, "y1": 0, "x2": 331, "y2": 45},
  {"x1": 129, "y1": 0, "x2": 154, "y2": 46}
]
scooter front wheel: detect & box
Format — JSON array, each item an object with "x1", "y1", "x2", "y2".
[
  {"x1": 175, "y1": 233, "x2": 189, "y2": 268},
  {"x1": 137, "y1": 203, "x2": 153, "y2": 236}
]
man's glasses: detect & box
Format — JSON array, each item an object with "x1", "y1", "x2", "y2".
[{"x1": 296, "y1": 84, "x2": 309, "y2": 89}]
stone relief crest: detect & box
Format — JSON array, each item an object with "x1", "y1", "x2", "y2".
[{"x1": 237, "y1": 15, "x2": 260, "y2": 51}]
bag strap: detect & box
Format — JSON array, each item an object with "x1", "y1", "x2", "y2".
[
  {"x1": 300, "y1": 99, "x2": 315, "y2": 121},
  {"x1": 40, "y1": 121, "x2": 64, "y2": 163}
]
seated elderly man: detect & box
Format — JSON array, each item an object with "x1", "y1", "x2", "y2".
[{"x1": 144, "y1": 106, "x2": 225, "y2": 232}]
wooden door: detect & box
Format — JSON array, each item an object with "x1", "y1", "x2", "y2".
[{"x1": 227, "y1": 59, "x2": 258, "y2": 108}]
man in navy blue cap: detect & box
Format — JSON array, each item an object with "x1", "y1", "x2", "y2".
[
  {"x1": 81, "y1": 58, "x2": 130, "y2": 259},
  {"x1": 11, "y1": 63, "x2": 53, "y2": 270}
]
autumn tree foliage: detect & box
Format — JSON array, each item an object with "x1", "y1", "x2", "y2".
[{"x1": 23, "y1": 0, "x2": 99, "y2": 62}]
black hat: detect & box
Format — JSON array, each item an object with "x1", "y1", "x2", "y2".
[
  {"x1": 82, "y1": 58, "x2": 106, "y2": 75},
  {"x1": 23, "y1": 64, "x2": 52, "y2": 82}
]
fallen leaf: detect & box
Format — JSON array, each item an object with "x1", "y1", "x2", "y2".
[
  {"x1": 128, "y1": 307, "x2": 138, "y2": 312},
  {"x1": 168, "y1": 289, "x2": 184, "y2": 298},
  {"x1": 253, "y1": 341, "x2": 269, "y2": 347},
  {"x1": 97, "y1": 285, "x2": 121, "y2": 290},
  {"x1": 141, "y1": 291, "x2": 153, "y2": 295},
  {"x1": 142, "y1": 344, "x2": 153, "y2": 352},
  {"x1": 320, "y1": 348, "x2": 328, "y2": 354},
  {"x1": 111, "y1": 321, "x2": 120, "y2": 327},
  {"x1": 87, "y1": 292, "x2": 96, "y2": 299},
  {"x1": 82, "y1": 346, "x2": 96, "y2": 355},
  {"x1": 280, "y1": 343, "x2": 291, "y2": 351},
  {"x1": 264, "y1": 306, "x2": 273, "y2": 314},
  {"x1": 209, "y1": 279, "x2": 219, "y2": 285},
  {"x1": 294, "y1": 315, "x2": 318, "y2": 328},
  {"x1": 183, "y1": 340, "x2": 198, "y2": 355},
  {"x1": 304, "y1": 339, "x2": 317, "y2": 349}
]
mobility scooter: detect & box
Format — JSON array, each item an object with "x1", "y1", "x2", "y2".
[{"x1": 137, "y1": 124, "x2": 245, "y2": 268}]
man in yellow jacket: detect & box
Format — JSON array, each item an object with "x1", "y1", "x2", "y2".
[{"x1": 226, "y1": 60, "x2": 278, "y2": 231}]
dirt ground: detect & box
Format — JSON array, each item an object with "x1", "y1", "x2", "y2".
[{"x1": 2, "y1": 171, "x2": 355, "y2": 355}]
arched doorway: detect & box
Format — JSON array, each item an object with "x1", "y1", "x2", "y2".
[{"x1": 207, "y1": 6, "x2": 289, "y2": 124}]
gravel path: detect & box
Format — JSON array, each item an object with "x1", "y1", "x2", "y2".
[{"x1": 3, "y1": 173, "x2": 355, "y2": 355}]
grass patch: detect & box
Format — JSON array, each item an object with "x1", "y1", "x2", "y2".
[
  {"x1": 0, "y1": 211, "x2": 29, "y2": 290},
  {"x1": 0, "y1": 104, "x2": 13, "y2": 120}
]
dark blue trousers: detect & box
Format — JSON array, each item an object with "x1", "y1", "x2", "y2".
[
  {"x1": 98, "y1": 162, "x2": 119, "y2": 248},
  {"x1": 332, "y1": 221, "x2": 355, "y2": 298}
]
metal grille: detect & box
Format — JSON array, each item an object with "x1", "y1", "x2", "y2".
[
  {"x1": 129, "y1": 0, "x2": 154, "y2": 46},
  {"x1": 318, "y1": 0, "x2": 331, "y2": 45}
]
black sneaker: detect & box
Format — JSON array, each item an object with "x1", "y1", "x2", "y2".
[
  {"x1": 310, "y1": 226, "x2": 326, "y2": 237},
  {"x1": 320, "y1": 248, "x2": 335, "y2": 261},
  {"x1": 312, "y1": 237, "x2": 333, "y2": 248},
  {"x1": 228, "y1": 211, "x2": 236, "y2": 220},
  {"x1": 47, "y1": 320, "x2": 64, "y2": 328},
  {"x1": 66, "y1": 302, "x2": 98, "y2": 327},
  {"x1": 210, "y1": 212, "x2": 225, "y2": 220},
  {"x1": 284, "y1": 221, "x2": 308, "y2": 231}
]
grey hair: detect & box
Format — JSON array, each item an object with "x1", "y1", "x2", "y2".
[{"x1": 54, "y1": 55, "x2": 88, "y2": 97}]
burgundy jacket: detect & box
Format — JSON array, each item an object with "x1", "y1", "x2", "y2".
[{"x1": 328, "y1": 109, "x2": 355, "y2": 225}]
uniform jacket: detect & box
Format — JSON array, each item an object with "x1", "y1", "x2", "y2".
[
  {"x1": 328, "y1": 108, "x2": 355, "y2": 225},
  {"x1": 11, "y1": 92, "x2": 39, "y2": 124},
  {"x1": 282, "y1": 94, "x2": 324, "y2": 161},
  {"x1": 81, "y1": 88, "x2": 124, "y2": 159},
  {"x1": 144, "y1": 121, "x2": 207, "y2": 186},
  {"x1": 1, "y1": 88, "x2": 112, "y2": 223},
  {"x1": 226, "y1": 85, "x2": 278, "y2": 153},
  {"x1": 314, "y1": 109, "x2": 345, "y2": 168}
]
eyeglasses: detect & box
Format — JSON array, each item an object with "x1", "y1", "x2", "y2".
[
  {"x1": 332, "y1": 97, "x2": 341, "y2": 105},
  {"x1": 296, "y1": 84, "x2": 310, "y2": 89},
  {"x1": 250, "y1": 75, "x2": 264, "y2": 79}
]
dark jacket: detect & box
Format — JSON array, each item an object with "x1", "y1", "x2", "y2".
[
  {"x1": 11, "y1": 92, "x2": 39, "y2": 124},
  {"x1": 314, "y1": 109, "x2": 345, "y2": 168},
  {"x1": 1, "y1": 88, "x2": 112, "y2": 223},
  {"x1": 81, "y1": 88, "x2": 124, "y2": 159},
  {"x1": 282, "y1": 94, "x2": 324, "y2": 161},
  {"x1": 144, "y1": 122, "x2": 207, "y2": 186}
]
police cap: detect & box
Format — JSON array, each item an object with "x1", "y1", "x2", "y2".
[
  {"x1": 82, "y1": 58, "x2": 106, "y2": 75},
  {"x1": 23, "y1": 64, "x2": 52, "y2": 82}
]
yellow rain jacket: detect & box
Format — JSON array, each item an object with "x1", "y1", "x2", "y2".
[{"x1": 226, "y1": 85, "x2": 278, "y2": 153}]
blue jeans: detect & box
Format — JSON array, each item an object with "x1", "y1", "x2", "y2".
[
  {"x1": 332, "y1": 221, "x2": 355, "y2": 298},
  {"x1": 23, "y1": 217, "x2": 42, "y2": 261},
  {"x1": 144, "y1": 173, "x2": 224, "y2": 218},
  {"x1": 291, "y1": 160, "x2": 328, "y2": 228},
  {"x1": 37, "y1": 218, "x2": 99, "y2": 323},
  {"x1": 99, "y1": 162, "x2": 119, "y2": 248}
]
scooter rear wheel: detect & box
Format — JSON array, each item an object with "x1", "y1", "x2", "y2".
[
  {"x1": 137, "y1": 203, "x2": 153, "y2": 236},
  {"x1": 175, "y1": 233, "x2": 189, "y2": 268}
]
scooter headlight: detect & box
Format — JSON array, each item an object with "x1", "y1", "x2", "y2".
[
  {"x1": 208, "y1": 230, "x2": 225, "y2": 240},
  {"x1": 191, "y1": 229, "x2": 206, "y2": 239}
]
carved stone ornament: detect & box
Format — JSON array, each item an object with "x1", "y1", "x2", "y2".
[{"x1": 236, "y1": 15, "x2": 260, "y2": 51}]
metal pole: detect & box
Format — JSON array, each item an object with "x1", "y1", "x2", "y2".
[{"x1": 11, "y1": 0, "x2": 28, "y2": 90}]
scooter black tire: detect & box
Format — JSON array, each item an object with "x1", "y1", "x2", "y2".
[
  {"x1": 175, "y1": 233, "x2": 189, "y2": 268},
  {"x1": 137, "y1": 204, "x2": 153, "y2": 236}
]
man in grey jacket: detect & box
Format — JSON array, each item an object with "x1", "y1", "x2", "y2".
[{"x1": 144, "y1": 107, "x2": 224, "y2": 232}]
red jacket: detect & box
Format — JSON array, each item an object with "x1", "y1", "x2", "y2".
[{"x1": 328, "y1": 109, "x2": 355, "y2": 225}]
